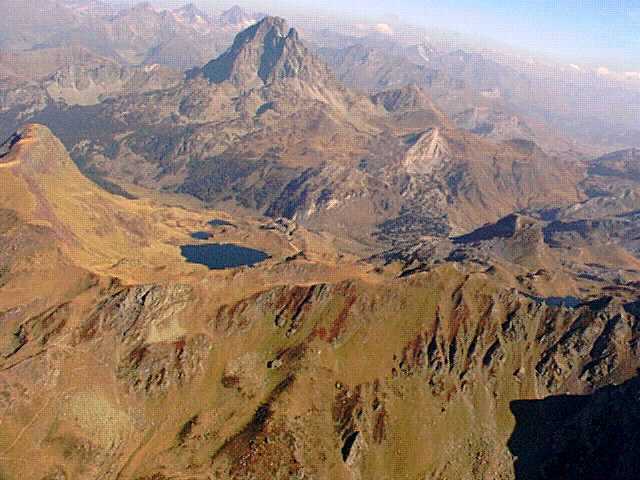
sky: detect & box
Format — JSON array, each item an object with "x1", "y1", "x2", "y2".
[{"x1": 133, "y1": 0, "x2": 640, "y2": 71}]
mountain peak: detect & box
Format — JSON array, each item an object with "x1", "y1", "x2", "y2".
[
  {"x1": 372, "y1": 84, "x2": 447, "y2": 129},
  {"x1": 217, "y1": 5, "x2": 265, "y2": 29},
  {"x1": 222, "y1": 5, "x2": 245, "y2": 18},
  {"x1": 241, "y1": 15, "x2": 292, "y2": 40},
  {"x1": 175, "y1": 3, "x2": 208, "y2": 17},
  {"x1": 129, "y1": 2, "x2": 156, "y2": 12},
  {"x1": 372, "y1": 83, "x2": 431, "y2": 112},
  {"x1": 181, "y1": 3, "x2": 199, "y2": 11},
  {"x1": 172, "y1": 2, "x2": 213, "y2": 29},
  {"x1": 0, "y1": 124, "x2": 72, "y2": 173},
  {"x1": 201, "y1": 16, "x2": 319, "y2": 88}
]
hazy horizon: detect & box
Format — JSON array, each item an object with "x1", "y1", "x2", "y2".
[{"x1": 109, "y1": 0, "x2": 640, "y2": 72}]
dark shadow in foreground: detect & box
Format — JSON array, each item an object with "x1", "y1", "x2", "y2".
[{"x1": 508, "y1": 376, "x2": 640, "y2": 480}]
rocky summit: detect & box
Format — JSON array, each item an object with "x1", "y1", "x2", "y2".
[
  {"x1": 1, "y1": 3, "x2": 639, "y2": 480},
  {"x1": 201, "y1": 17, "x2": 311, "y2": 86}
]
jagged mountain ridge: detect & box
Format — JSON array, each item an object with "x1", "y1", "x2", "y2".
[
  {"x1": 0, "y1": 130, "x2": 639, "y2": 479},
  {"x1": 0, "y1": 1, "x2": 264, "y2": 75},
  {"x1": 316, "y1": 42, "x2": 553, "y2": 147},
  {"x1": 2, "y1": 0, "x2": 638, "y2": 155},
  {"x1": 172, "y1": 3, "x2": 214, "y2": 31},
  {"x1": 0, "y1": 2, "x2": 270, "y2": 138},
  {"x1": 45, "y1": 62, "x2": 183, "y2": 106},
  {"x1": 216, "y1": 4, "x2": 267, "y2": 30},
  {"x1": 316, "y1": 40, "x2": 639, "y2": 152},
  {"x1": 201, "y1": 16, "x2": 326, "y2": 88},
  {"x1": 16, "y1": 16, "x2": 583, "y2": 247}
]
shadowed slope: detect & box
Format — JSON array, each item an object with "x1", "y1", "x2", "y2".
[{"x1": 509, "y1": 376, "x2": 640, "y2": 480}]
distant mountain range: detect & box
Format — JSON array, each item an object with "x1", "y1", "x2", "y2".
[
  {"x1": 0, "y1": 2, "x2": 639, "y2": 248},
  {"x1": 2, "y1": 5, "x2": 640, "y2": 480},
  {"x1": 0, "y1": 0, "x2": 265, "y2": 74},
  {"x1": 1, "y1": 1, "x2": 638, "y2": 152},
  {"x1": 316, "y1": 41, "x2": 640, "y2": 152},
  {"x1": 7, "y1": 16, "x2": 588, "y2": 247}
]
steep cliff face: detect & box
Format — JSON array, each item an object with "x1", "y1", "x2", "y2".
[
  {"x1": 402, "y1": 127, "x2": 450, "y2": 175},
  {"x1": 2, "y1": 255, "x2": 639, "y2": 479},
  {"x1": 202, "y1": 17, "x2": 328, "y2": 88}
]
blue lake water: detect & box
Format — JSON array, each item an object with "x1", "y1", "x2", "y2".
[
  {"x1": 528, "y1": 294, "x2": 583, "y2": 309},
  {"x1": 180, "y1": 243, "x2": 269, "y2": 270},
  {"x1": 544, "y1": 296, "x2": 582, "y2": 308},
  {"x1": 191, "y1": 231, "x2": 213, "y2": 240},
  {"x1": 208, "y1": 219, "x2": 235, "y2": 227}
]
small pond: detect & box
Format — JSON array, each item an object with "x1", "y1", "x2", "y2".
[
  {"x1": 208, "y1": 219, "x2": 235, "y2": 227},
  {"x1": 181, "y1": 243, "x2": 269, "y2": 270},
  {"x1": 544, "y1": 296, "x2": 582, "y2": 308},
  {"x1": 191, "y1": 231, "x2": 213, "y2": 240}
]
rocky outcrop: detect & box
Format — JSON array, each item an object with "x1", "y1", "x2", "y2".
[
  {"x1": 402, "y1": 127, "x2": 450, "y2": 175},
  {"x1": 372, "y1": 83, "x2": 441, "y2": 114},
  {"x1": 202, "y1": 16, "x2": 329, "y2": 89},
  {"x1": 588, "y1": 148, "x2": 640, "y2": 181},
  {"x1": 44, "y1": 63, "x2": 182, "y2": 106}
]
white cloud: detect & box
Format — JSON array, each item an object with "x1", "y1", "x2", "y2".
[
  {"x1": 352, "y1": 22, "x2": 393, "y2": 36},
  {"x1": 374, "y1": 23, "x2": 393, "y2": 35}
]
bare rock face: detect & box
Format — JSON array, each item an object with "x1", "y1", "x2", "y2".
[
  {"x1": 588, "y1": 148, "x2": 640, "y2": 180},
  {"x1": 0, "y1": 131, "x2": 22, "y2": 160},
  {"x1": 402, "y1": 127, "x2": 450, "y2": 175},
  {"x1": 372, "y1": 83, "x2": 436, "y2": 112},
  {"x1": 202, "y1": 16, "x2": 328, "y2": 89},
  {"x1": 172, "y1": 3, "x2": 214, "y2": 31},
  {"x1": 44, "y1": 63, "x2": 183, "y2": 106}
]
